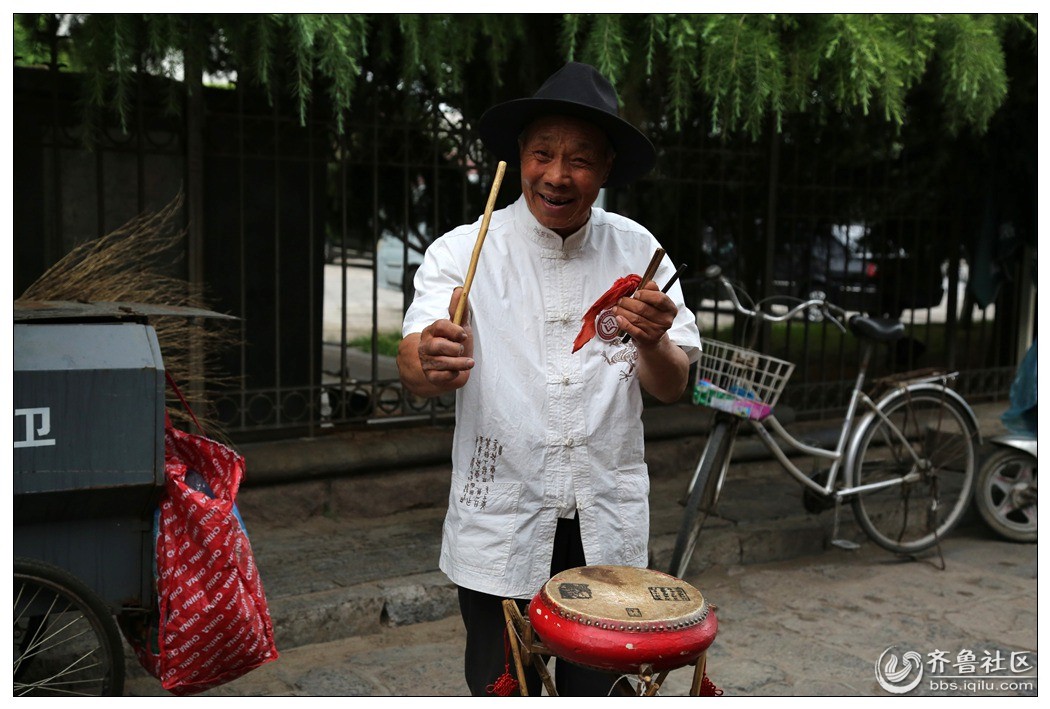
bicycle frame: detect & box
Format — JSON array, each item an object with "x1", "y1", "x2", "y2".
[
  {"x1": 672, "y1": 266, "x2": 982, "y2": 574},
  {"x1": 741, "y1": 341, "x2": 963, "y2": 503}
]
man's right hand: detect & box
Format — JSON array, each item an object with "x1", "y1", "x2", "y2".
[{"x1": 397, "y1": 288, "x2": 474, "y2": 397}]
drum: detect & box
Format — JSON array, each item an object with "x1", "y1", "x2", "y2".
[{"x1": 528, "y1": 565, "x2": 717, "y2": 674}]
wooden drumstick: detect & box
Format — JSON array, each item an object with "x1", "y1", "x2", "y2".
[
  {"x1": 616, "y1": 248, "x2": 665, "y2": 340},
  {"x1": 635, "y1": 248, "x2": 665, "y2": 294},
  {"x1": 452, "y1": 160, "x2": 507, "y2": 326}
]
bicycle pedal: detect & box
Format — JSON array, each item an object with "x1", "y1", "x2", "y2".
[{"x1": 831, "y1": 538, "x2": 861, "y2": 550}]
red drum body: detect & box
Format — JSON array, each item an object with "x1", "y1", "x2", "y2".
[{"x1": 528, "y1": 565, "x2": 717, "y2": 674}]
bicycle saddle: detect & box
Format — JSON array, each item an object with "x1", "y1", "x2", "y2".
[{"x1": 849, "y1": 315, "x2": 905, "y2": 342}]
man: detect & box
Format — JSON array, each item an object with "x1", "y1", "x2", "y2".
[{"x1": 397, "y1": 62, "x2": 701, "y2": 696}]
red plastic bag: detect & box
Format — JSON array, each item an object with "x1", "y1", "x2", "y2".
[{"x1": 129, "y1": 383, "x2": 278, "y2": 695}]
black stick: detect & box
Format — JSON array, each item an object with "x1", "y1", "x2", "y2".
[{"x1": 621, "y1": 263, "x2": 687, "y2": 344}]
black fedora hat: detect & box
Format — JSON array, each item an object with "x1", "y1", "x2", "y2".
[{"x1": 478, "y1": 62, "x2": 656, "y2": 189}]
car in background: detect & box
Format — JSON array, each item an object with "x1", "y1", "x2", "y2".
[
  {"x1": 772, "y1": 222, "x2": 943, "y2": 318},
  {"x1": 324, "y1": 224, "x2": 426, "y2": 287},
  {"x1": 772, "y1": 223, "x2": 878, "y2": 317},
  {"x1": 376, "y1": 226, "x2": 427, "y2": 294}
]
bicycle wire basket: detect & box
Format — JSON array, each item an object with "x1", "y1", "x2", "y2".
[{"x1": 692, "y1": 340, "x2": 795, "y2": 420}]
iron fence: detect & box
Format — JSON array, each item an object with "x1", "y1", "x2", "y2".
[{"x1": 12, "y1": 66, "x2": 1031, "y2": 441}]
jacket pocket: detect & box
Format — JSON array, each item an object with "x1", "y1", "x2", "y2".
[
  {"x1": 447, "y1": 475, "x2": 523, "y2": 576},
  {"x1": 615, "y1": 465, "x2": 651, "y2": 564}
]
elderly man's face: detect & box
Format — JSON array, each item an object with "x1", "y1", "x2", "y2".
[{"x1": 518, "y1": 115, "x2": 614, "y2": 237}]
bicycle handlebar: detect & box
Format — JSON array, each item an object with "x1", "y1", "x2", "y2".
[{"x1": 702, "y1": 265, "x2": 849, "y2": 332}]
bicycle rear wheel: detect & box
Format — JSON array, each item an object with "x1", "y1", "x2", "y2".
[
  {"x1": 668, "y1": 416, "x2": 738, "y2": 579},
  {"x1": 850, "y1": 387, "x2": 978, "y2": 554},
  {"x1": 14, "y1": 557, "x2": 125, "y2": 697}
]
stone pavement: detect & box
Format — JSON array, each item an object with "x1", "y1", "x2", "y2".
[
  {"x1": 124, "y1": 526, "x2": 1037, "y2": 697},
  {"x1": 122, "y1": 400, "x2": 1023, "y2": 696}
]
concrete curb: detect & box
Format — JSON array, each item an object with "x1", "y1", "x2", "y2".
[
  {"x1": 269, "y1": 572, "x2": 459, "y2": 650},
  {"x1": 238, "y1": 402, "x2": 775, "y2": 487},
  {"x1": 239, "y1": 426, "x2": 454, "y2": 486}
]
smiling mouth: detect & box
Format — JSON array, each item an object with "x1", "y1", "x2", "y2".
[{"x1": 540, "y1": 194, "x2": 572, "y2": 207}]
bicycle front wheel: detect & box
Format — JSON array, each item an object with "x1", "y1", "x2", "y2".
[
  {"x1": 668, "y1": 416, "x2": 738, "y2": 579},
  {"x1": 850, "y1": 387, "x2": 978, "y2": 554},
  {"x1": 14, "y1": 557, "x2": 125, "y2": 697}
]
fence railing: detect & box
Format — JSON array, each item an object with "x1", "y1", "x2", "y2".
[{"x1": 13, "y1": 67, "x2": 1029, "y2": 441}]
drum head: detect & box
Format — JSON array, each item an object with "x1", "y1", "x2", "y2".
[
  {"x1": 529, "y1": 565, "x2": 717, "y2": 673},
  {"x1": 540, "y1": 565, "x2": 707, "y2": 629}
]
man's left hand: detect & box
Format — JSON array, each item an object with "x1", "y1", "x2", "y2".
[{"x1": 613, "y1": 281, "x2": 678, "y2": 349}]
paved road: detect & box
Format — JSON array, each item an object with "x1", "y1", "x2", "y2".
[
  {"x1": 125, "y1": 525, "x2": 1037, "y2": 697},
  {"x1": 686, "y1": 528, "x2": 1037, "y2": 697},
  {"x1": 322, "y1": 264, "x2": 407, "y2": 343}
]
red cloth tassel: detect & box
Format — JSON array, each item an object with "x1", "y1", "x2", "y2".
[
  {"x1": 572, "y1": 274, "x2": 641, "y2": 353},
  {"x1": 487, "y1": 671, "x2": 519, "y2": 697},
  {"x1": 699, "y1": 674, "x2": 724, "y2": 696},
  {"x1": 486, "y1": 628, "x2": 521, "y2": 696}
]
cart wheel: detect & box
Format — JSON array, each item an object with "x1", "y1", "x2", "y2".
[{"x1": 13, "y1": 557, "x2": 125, "y2": 696}]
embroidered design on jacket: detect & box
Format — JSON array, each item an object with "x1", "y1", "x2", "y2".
[{"x1": 600, "y1": 342, "x2": 639, "y2": 381}]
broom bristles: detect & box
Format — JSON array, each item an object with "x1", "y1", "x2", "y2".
[{"x1": 17, "y1": 192, "x2": 240, "y2": 439}]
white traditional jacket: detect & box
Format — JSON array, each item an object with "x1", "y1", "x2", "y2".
[{"x1": 403, "y1": 196, "x2": 701, "y2": 598}]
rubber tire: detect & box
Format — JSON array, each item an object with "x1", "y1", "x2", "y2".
[
  {"x1": 850, "y1": 390, "x2": 977, "y2": 554},
  {"x1": 13, "y1": 557, "x2": 125, "y2": 697},
  {"x1": 974, "y1": 448, "x2": 1037, "y2": 543},
  {"x1": 668, "y1": 418, "x2": 737, "y2": 579}
]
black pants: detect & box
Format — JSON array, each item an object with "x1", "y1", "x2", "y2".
[{"x1": 457, "y1": 515, "x2": 621, "y2": 696}]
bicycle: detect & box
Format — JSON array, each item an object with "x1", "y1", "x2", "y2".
[{"x1": 668, "y1": 266, "x2": 980, "y2": 578}]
